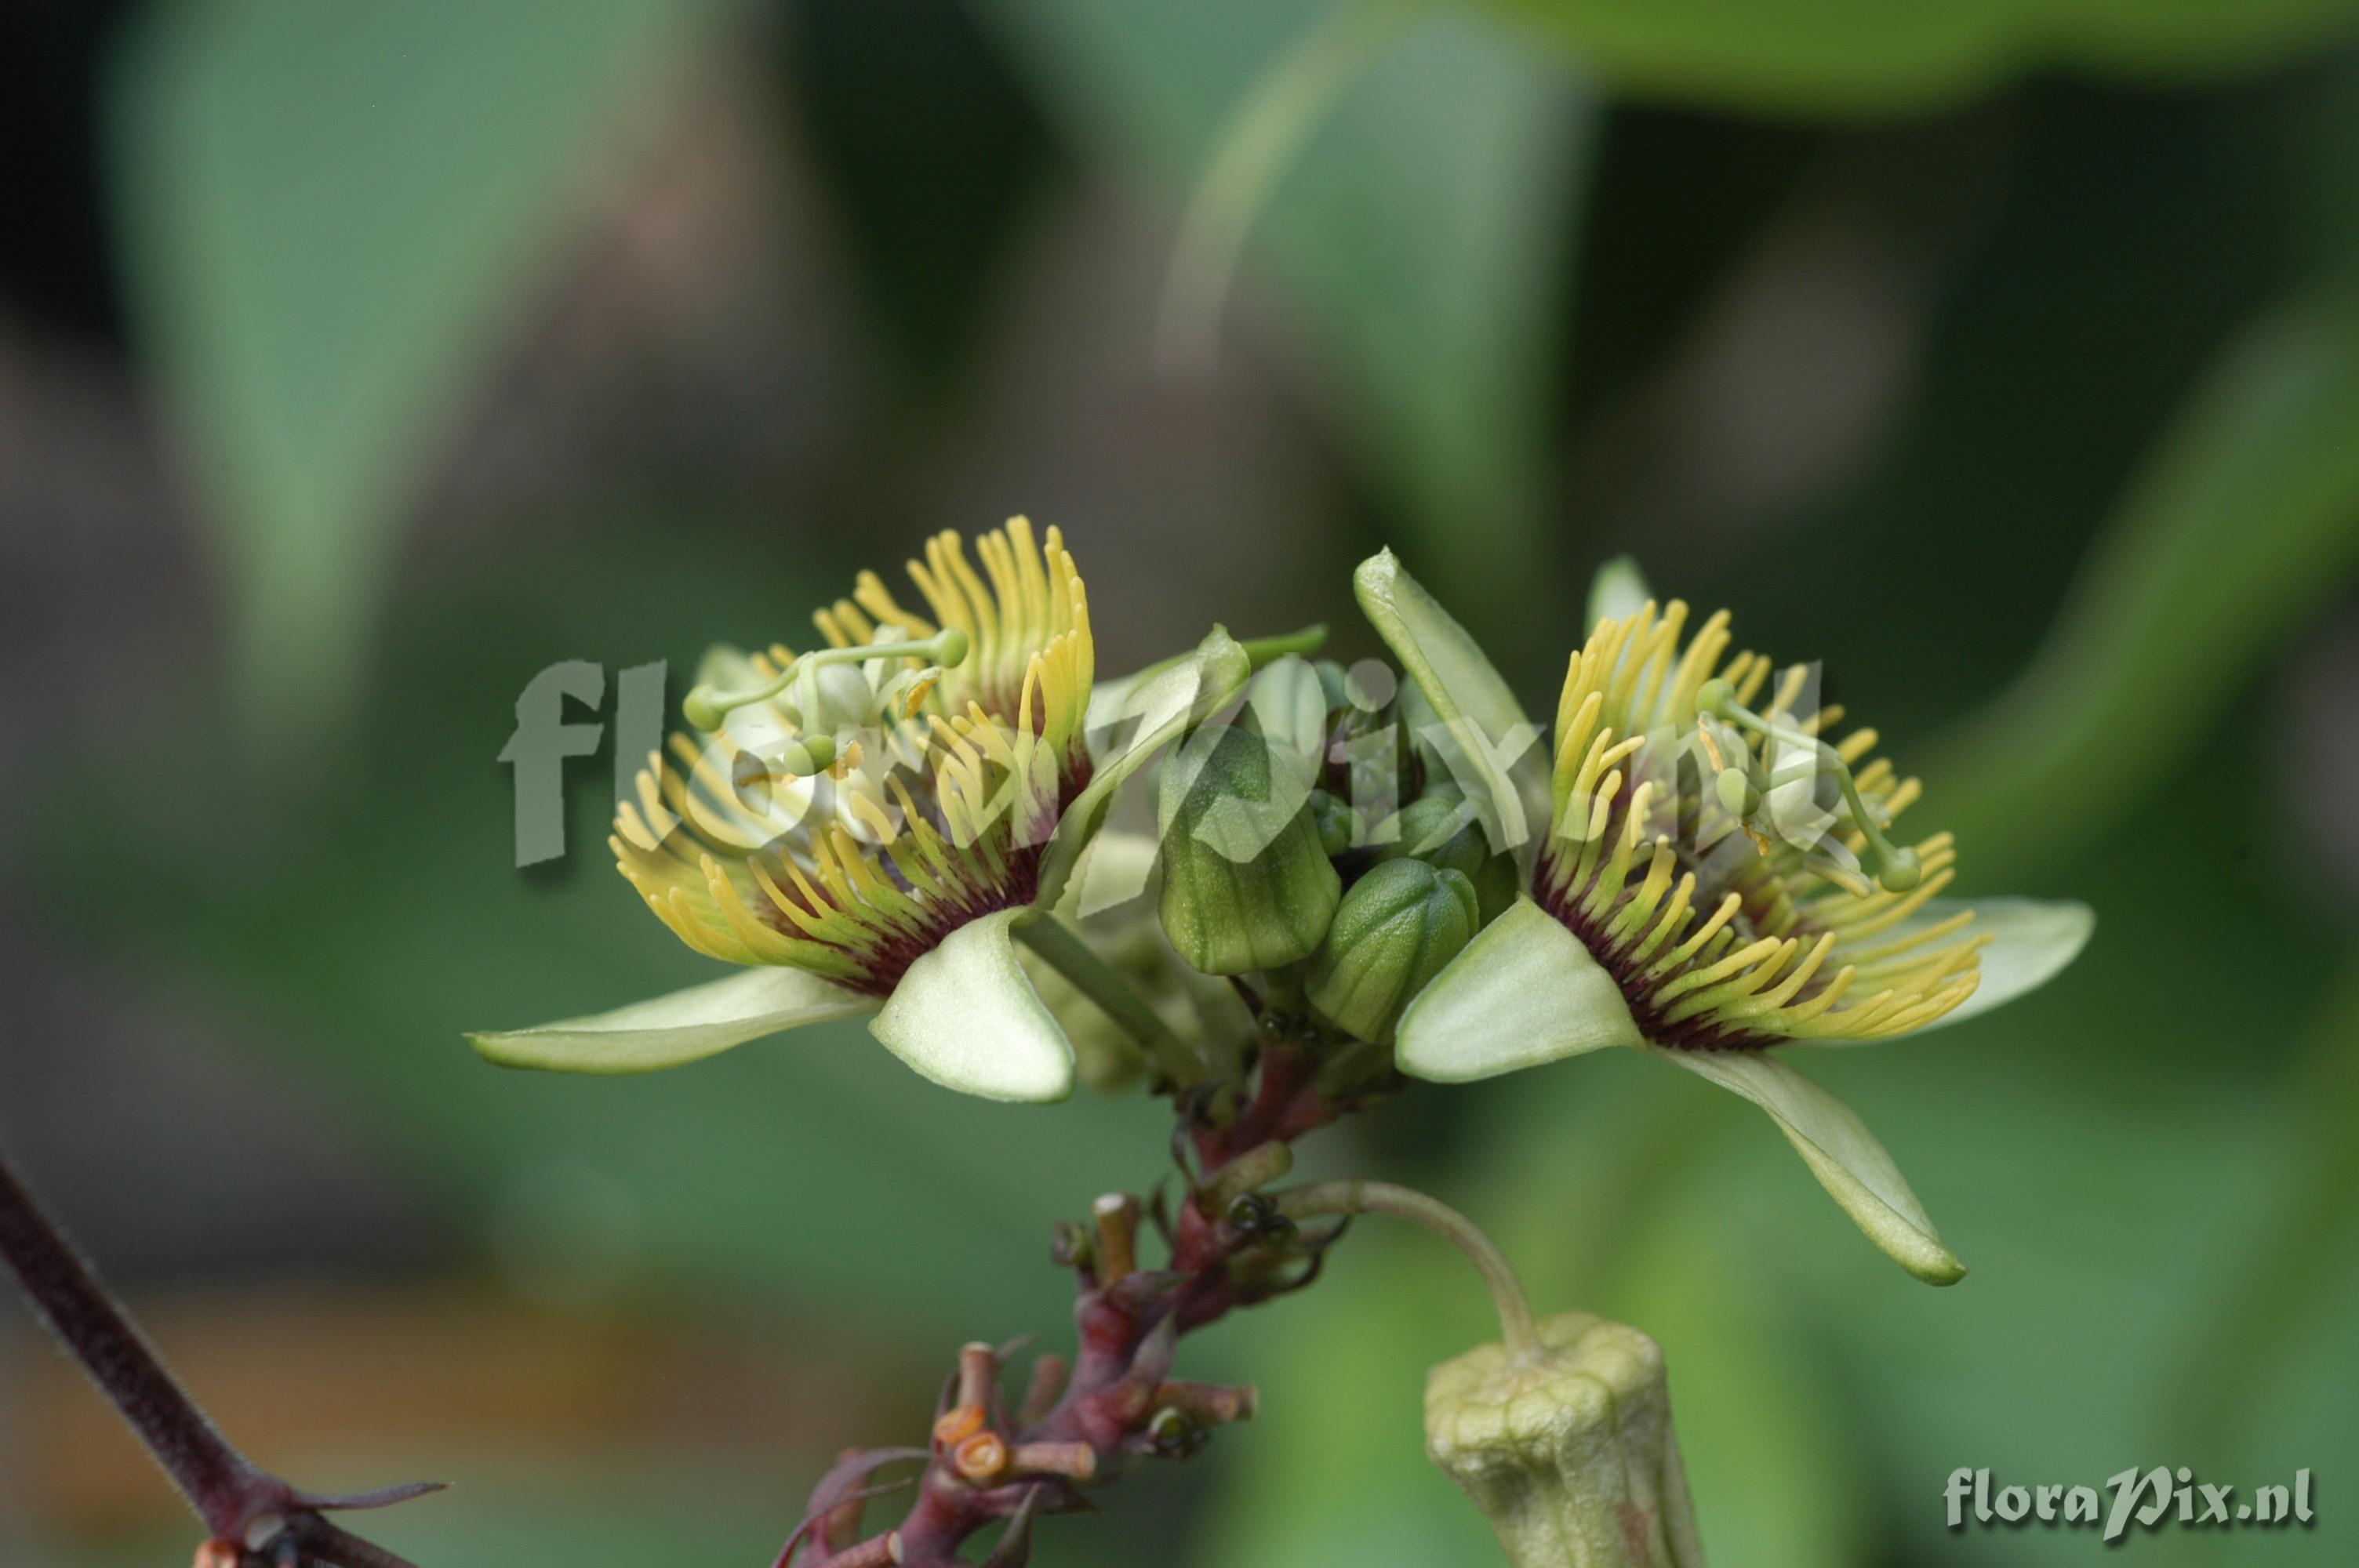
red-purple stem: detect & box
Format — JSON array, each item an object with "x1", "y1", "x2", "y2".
[
  {"x1": 787, "y1": 1037, "x2": 1388, "y2": 1567},
  {"x1": 0, "y1": 1140, "x2": 443, "y2": 1566},
  {"x1": 0, "y1": 1143, "x2": 258, "y2": 1535}
]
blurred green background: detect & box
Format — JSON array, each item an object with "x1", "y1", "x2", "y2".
[{"x1": 2, "y1": 0, "x2": 2357, "y2": 1563}]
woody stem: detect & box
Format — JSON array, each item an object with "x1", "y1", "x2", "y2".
[{"x1": 0, "y1": 1141, "x2": 254, "y2": 1536}]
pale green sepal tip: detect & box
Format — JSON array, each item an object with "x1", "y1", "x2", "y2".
[
  {"x1": 1585, "y1": 555, "x2": 1652, "y2": 629},
  {"x1": 1394, "y1": 898, "x2": 1645, "y2": 1083},
  {"x1": 1663, "y1": 1048, "x2": 1965, "y2": 1286},
  {"x1": 1797, "y1": 896, "x2": 2095, "y2": 1045},
  {"x1": 1927, "y1": 897, "x2": 2093, "y2": 1031},
  {"x1": 1041, "y1": 626, "x2": 1252, "y2": 910},
  {"x1": 869, "y1": 909, "x2": 1076, "y2": 1103},
  {"x1": 467, "y1": 965, "x2": 874, "y2": 1075},
  {"x1": 1352, "y1": 550, "x2": 1546, "y2": 865}
]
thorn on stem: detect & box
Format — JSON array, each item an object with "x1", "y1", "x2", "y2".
[{"x1": 979, "y1": 1487, "x2": 1045, "y2": 1568}]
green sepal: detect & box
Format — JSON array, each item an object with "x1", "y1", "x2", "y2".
[
  {"x1": 1662, "y1": 1047, "x2": 1965, "y2": 1286},
  {"x1": 467, "y1": 965, "x2": 874, "y2": 1075},
  {"x1": 1802, "y1": 897, "x2": 2095, "y2": 1044},
  {"x1": 1585, "y1": 555, "x2": 1652, "y2": 630},
  {"x1": 1353, "y1": 550, "x2": 1547, "y2": 868},
  {"x1": 1394, "y1": 897, "x2": 1645, "y2": 1081}
]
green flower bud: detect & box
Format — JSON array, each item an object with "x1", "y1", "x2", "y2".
[
  {"x1": 1309, "y1": 789, "x2": 1358, "y2": 856},
  {"x1": 1425, "y1": 1312, "x2": 1705, "y2": 1568},
  {"x1": 1375, "y1": 795, "x2": 1518, "y2": 925},
  {"x1": 1158, "y1": 727, "x2": 1341, "y2": 975},
  {"x1": 1307, "y1": 858, "x2": 1478, "y2": 1044}
]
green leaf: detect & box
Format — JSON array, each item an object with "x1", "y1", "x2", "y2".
[
  {"x1": 1395, "y1": 898, "x2": 1643, "y2": 1081},
  {"x1": 1928, "y1": 295, "x2": 2359, "y2": 873},
  {"x1": 869, "y1": 909, "x2": 1076, "y2": 1102},
  {"x1": 978, "y1": 0, "x2": 1594, "y2": 588},
  {"x1": 1481, "y1": 0, "x2": 2359, "y2": 113},
  {"x1": 1354, "y1": 549, "x2": 1549, "y2": 859},
  {"x1": 111, "y1": 0, "x2": 730, "y2": 737},
  {"x1": 1663, "y1": 1048, "x2": 1965, "y2": 1285},
  {"x1": 469, "y1": 965, "x2": 874, "y2": 1074}
]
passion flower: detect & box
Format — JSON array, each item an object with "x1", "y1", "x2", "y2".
[
  {"x1": 469, "y1": 519, "x2": 1249, "y2": 1102},
  {"x1": 1359, "y1": 550, "x2": 2092, "y2": 1283}
]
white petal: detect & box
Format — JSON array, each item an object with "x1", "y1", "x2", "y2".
[
  {"x1": 1585, "y1": 555, "x2": 1652, "y2": 628},
  {"x1": 1664, "y1": 1049, "x2": 1965, "y2": 1285},
  {"x1": 869, "y1": 909, "x2": 1075, "y2": 1102},
  {"x1": 1353, "y1": 550, "x2": 1547, "y2": 862},
  {"x1": 468, "y1": 966, "x2": 873, "y2": 1075},
  {"x1": 1927, "y1": 897, "x2": 2094, "y2": 1030},
  {"x1": 1395, "y1": 898, "x2": 1644, "y2": 1082},
  {"x1": 1041, "y1": 628, "x2": 1252, "y2": 909}
]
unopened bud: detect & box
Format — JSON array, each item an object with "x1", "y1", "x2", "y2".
[
  {"x1": 1158, "y1": 727, "x2": 1340, "y2": 975},
  {"x1": 1307, "y1": 859, "x2": 1478, "y2": 1044},
  {"x1": 1309, "y1": 789, "x2": 1358, "y2": 856},
  {"x1": 1376, "y1": 795, "x2": 1518, "y2": 924},
  {"x1": 1425, "y1": 1312, "x2": 1704, "y2": 1568}
]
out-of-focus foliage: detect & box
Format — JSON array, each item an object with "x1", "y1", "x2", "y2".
[
  {"x1": 110, "y1": 0, "x2": 735, "y2": 741},
  {"x1": 1485, "y1": 0, "x2": 2359, "y2": 111},
  {"x1": 1932, "y1": 293, "x2": 2359, "y2": 873},
  {"x1": 980, "y1": 0, "x2": 1593, "y2": 597}
]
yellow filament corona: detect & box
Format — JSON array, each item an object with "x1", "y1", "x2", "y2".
[
  {"x1": 1536, "y1": 599, "x2": 1984, "y2": 1049},
  {"x1": 609, "y1": 519, "x2": 1097, "y2": 995}
]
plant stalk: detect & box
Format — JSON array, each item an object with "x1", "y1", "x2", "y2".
[
  {"x1": 1275, "y1": 1178, "x2": 1539, "y2": 1359},
  {"x1": 1014, "y1": 916, "x2": 1201, "y2": 1082},
  {"x1": 0, "y1": 1142, "x2": 253, "y2": 1535}
]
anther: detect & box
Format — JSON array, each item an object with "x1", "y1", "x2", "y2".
[
  {"x1": 1696, "y1": 680, "x2": 1920, "y2": 893},
  {"x1": 1714, "y1": 767, "x2": 1760, "y2": 819},
  {"x1": 682, "y1": 629, "x2": 970, "y2": 732}
]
